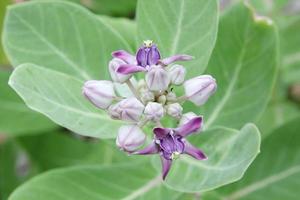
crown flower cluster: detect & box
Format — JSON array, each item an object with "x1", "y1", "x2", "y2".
[{"x1": 82, "y1": 40, "x2": 217, "y2": 179}]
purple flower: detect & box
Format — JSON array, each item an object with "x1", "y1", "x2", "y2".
[{"x1": 134, "y1": 117, "x2": 207, "y2": 180}]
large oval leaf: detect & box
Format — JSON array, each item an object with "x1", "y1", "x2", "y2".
[
  {"x1": 9, "y1": 64, "x2": 124, "y2": 138},
  {"x1": 192, "y1": 2, "x2": 279, "y2": 129},
  {"x1": 8, "y1": 163, "x2": 192, "y2": 200},
  {"x1": 153, "y1": 123, "x2": 261, "y2": 192},
  {"x1": 137, "y1": 0, "x2": 219, "y2": 77}
]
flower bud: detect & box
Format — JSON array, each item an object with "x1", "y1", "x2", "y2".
[
  {"x1": 144, "y1": 102, "x2": 164, "y2": 121},
  {"x1": 82, "y1": 80, "x2": 116, "y2": 109},
  {"x1": 109, "y1": 58, "x2": 131, "y2": 83},
  {"x1": 168, "y1": 64, "x2": 186, "y2": 85},
  {"x1": 145, "y1": 65, "x2": 170, "y2": 91},
  {"x1": 157, "y1": 95, "x2": 167, "y2": 105},
  {"x1": 116, "y1": 125, "x2": 146, "y2": 152},
  {"x1": 166, "y1": 103, "x2": 183, "y2": 118},
  {"x1": 108, "y1": 98, "x2": 144, "y2": 122},
  {"x1": 140, "y1": 90, "x2": 155, "y2": 104},
  {"x1": 136, "y1": 40, "x2": 161, "y2": 67},
  {"x1": 179, "y1": 112, "x2": 197, "y2": 126},
  {"x1": 184, "y1": 75, "x2": 217, "y2": 106}
]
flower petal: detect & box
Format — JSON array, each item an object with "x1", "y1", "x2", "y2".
[
  {"x1": 112, "y1": 50, "x2": 136, "y2": 64},
  {"x1": 153, "y1": 127, "x2": 171, "y2": 139},
  {"x1": 132, "y1": 142, "x2": 159, "y2": 155},
  {"x1": 174, "y1": 116, "x2": 203, "y2": 137},
  {"x1": 117, "y1": 64, "x2": 146, "y2": 75},
  {"x1": 161, "y1": 155, "x2": 172, "y2": 180},
  {"x1": 136, "y1": 46, "x2": 148, "y2": 67},
  {"x1": 184, "y1": 140, "x2": 207, "y2": 160},
  {"x1": 159, "y1": 54, "x2": 194, "y2": 66}
]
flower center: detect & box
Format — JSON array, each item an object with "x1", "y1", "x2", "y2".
[
  {"x1": 171, "y1": 151, "x2": 181, "y2": 160},
  {"x1": 143, "y1": 40, "x2": 153, "y2": 47}
]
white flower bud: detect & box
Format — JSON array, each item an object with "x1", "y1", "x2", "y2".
[
  {"x1": 157, "y1": 95, "x2": 167, "y2": 105},
  {"x1": 184, "y1": 75, "x2": 217, "y2": 106},
  {"x1": 166, "y1": 103, "x2": 183, "y2": 118},
  {"x1": 166, "y1": 92, "x2": 177, "y2": 102},
  {"x1": 116, "y1": 125, "x2": 146, "y2": 152},
  {"x1": 168, "y1": 64, "x2": 186, "y2": 85},
  {"x1": 145, "y1": 65, "x2": 170, "y2": 91},
  {"x1": 108, "y1": 98, "x2": 144, "y2": 122},
  {"x1": 144, "y1": 102, "x2": 164, "y2": 121},
  {"x1": 109, "y1": 58, "x2": 131, "y2": 83},
  {"x1": 140, "y1": 90, "x2": 155, "y2": 104},
  {"x1": 82, "y1": 80, "x2": 116, "y2": 109},
  {"x1": 179, "y1": 112, "x2": 198, "y2": 126}
]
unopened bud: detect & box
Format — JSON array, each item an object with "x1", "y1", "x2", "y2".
[
  {"x1": 157, "y1": 95, "x2": 167, "y2": 105},
  {"x1": 144, "y1": 102, "x2": 164, "y2": 121},
  {"x1": 184, "y1": 75, "x2": 217, "y2": 106},
  {"x1": 168, "y1": 64, "x2": 186, "y2": 85},
  {"x1": 166, "y1": 103, "x2": 183, "y2": 119},
  {"x1": 109, "y1": 58, "x2": 131, "y2": 83},
  {"x1": 145, "y1": 65, "x2": 170, "y2": 91},
  {"x1": 116, "y1": 125, "x2": 146, "y2": 152},
  {"x1": 82, "y1": 80, "x2": 116, "y2": 109},
  {"x1": 179, "y1": 112, "x2": 197, "y2": 126},
  {"x1": 140, "y1": 90, "x2": 155, "y2": 104}
]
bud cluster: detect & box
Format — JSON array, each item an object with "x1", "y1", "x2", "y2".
[{"x1": 82, "y1": 40, "x2": 217, "y2": 179}]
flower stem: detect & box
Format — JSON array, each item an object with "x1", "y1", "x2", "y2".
[
  {"x1": 126, "y1": 79, "x2": 141, "y2": 101},
  {"x1": 176, "y1": 95, "x2": 188, "y2": 102}
]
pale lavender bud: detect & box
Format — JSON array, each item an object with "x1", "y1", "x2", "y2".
[
  {"x1": 82, "y1": 80, "x2": 116, "y2": 109},
  {"x1": 140, "y1": 90, "x2": 155, "y2": 104},
  {"x1": 108, "y1": 98, "x2": 144, "y2": 122},
  {"x1": 179, "y1": 112, "x2": 198, "y2": 126},
  {"x1": 116, "y1": 125, "x2": 146, "y2": 152},
  {"x1": 184, "y1": 75, "x2": 217, "y2": 106},
  {"x1": 168, "y1": 64, "x2": 186, "y2": 85},
  {"x1": 166, "y1": 103, "x2": 183, "y2": 118},
  {"x1": 144, "y1": 102, "x2": 164, "y2": 121},
  {"x1": 109, "y1": 58, "x2": 131, "y2": 83},
  {"x1": 145, "y1": 65, "x2": 170, "y2": 91}
]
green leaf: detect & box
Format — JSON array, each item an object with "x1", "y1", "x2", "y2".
[
  {"x1": 18, "y1": 131, "x2": 140, "y2": 170},
  {"x1": 205, "y1": 117, "x2": 300, "y2": 200},
  {"x1": 136, "y1": 0, "x2": 219, "y2": 77},
  {"x1": 8, "y1": 163, "x2": 192, "y2": 200},
  {"x1": 195, "y1": 2, "x2": 278, "y2": 129},
  {"x1": 0, "y1": 70, "x2": 56, "y2": 136},
  {"x1": 9, "y1": 64, "x2": 125, "y2": 138},
  {"x1": 0, "y1": 0, "x2": 10, "y2": 64},
  {"x1": 153, "y1": 123, "x2": 261, "y2": 192},
  {"x1": 3, "y1": 0, "x2": 134, "y2": 81}
]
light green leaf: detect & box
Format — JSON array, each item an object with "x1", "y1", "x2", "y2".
[
  {"x1": 0, "y1": 70, "x2": 56, "y2": 136},
  {"x1": 9, "y1": 64, "x2": 124, "y2": 138},
  {"x1": 2, "y1": 0, "x2": 134, "y2": 81},
  {"x1": 195, "y1": 2, "x2": 278, "y2": 129},
  {"x1": 205, "y1": 117, "x2": 300, "y2": 200},
  {"x1": 0, "y1": 0, "x2": 10, "y2": 64},
  {"x1": 137, "y1": 0, "x2": 219, "y2": 77},
  {"x1": 153, "y1": 123, "x2": 261, "y2": 192},
  {"x1": 8, "y1": 163, "x2": 192, "y2": 200}
]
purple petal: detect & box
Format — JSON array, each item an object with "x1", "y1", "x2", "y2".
[
  {"x1": 147, "y1": 45, "x2": 161, "y2": 65},
  {"x1": 161, "y1": 155, "x2": 172, "y2": 180},
  {"x1": 153, "y1": 127, "x2": 170, "y2": 139},
  {"x1": 136, "y1": 47, "x2": 148, "y2": 67},
  {"x1": 160, "y1": 54, "x2": 194, "y2": 66},
  {"x1": 117, "y1": 64, "x2": 146, "y2": 75},
  {"x1": 112, "y1": 50, "x2": 136, "y2": 64},
  {"x1": 133, "y1": 142, "x2": 159, "y2": 155},
  {"x1": 174, "y1": 116, "x2": 203, "y2": 137},
  {"x1": 184, "y1": 140, "x2": 207, "y2": 160}
]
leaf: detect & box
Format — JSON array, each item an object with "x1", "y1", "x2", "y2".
[
  {"x1": 136, "y1": 0, "x2": 219, "y2": 77},
  {"x1": 0, "y1": 0, "x2": 10, "y2": 64},
  {"x1": 9, "y1": 64, "x2": 125, "y2": 138},
  {"x1": 205, "y1": 117, "x2": 300, "y2": 200},
  {"x1": 194, "y1": 2, "x2": 278, "y2": 129},
  {"x1": 3, "y1": 0, "x2": 135, "y2": 81},
  {"x1": 8, "y1": 163, "x2": 192, "y2": 200},
  {"x1": 18, "y1": 131, "x2": 141, "y2": 170},
  {"x1": 0, "y1": 70, "x2": 56, "y2": 136},
  {"x1": 153, "y1": 123, "x2": 261, "y2": 192}
]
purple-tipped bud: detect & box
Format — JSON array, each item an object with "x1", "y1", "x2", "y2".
[
  {"x1": 116, "y1": 125, "x2": 146, "y2": 152},
  {"x1": 82, "y1": 80, "x2": 116, "y2": 109},
  {"x1": 166, "y1": 103, "x2": 183, "y2": 119},
  {"x1": 108, "y1": 98, "x2": 144, "y2": 122},
  {"x1": 145, "y1": 65, "x2": 170, "y2": 91},
  {"x1": 168, "y1": 64, "x2": 186, "y2": 85},
  {"x1": 179, "y1": 112, "x2": 198, "y2": 126},
  {"x1": 144, "y1": 102, "x2": 164, "y2": 121},
  {"x1": 109, "y1": 58, "x2": 131, "y2": 83},
  {"x1": 184, "y1": 75, "x2": 217, "y2": 106},
  {"x1": 136, "y1": 40, "x2": 161, "y2": 67}
]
